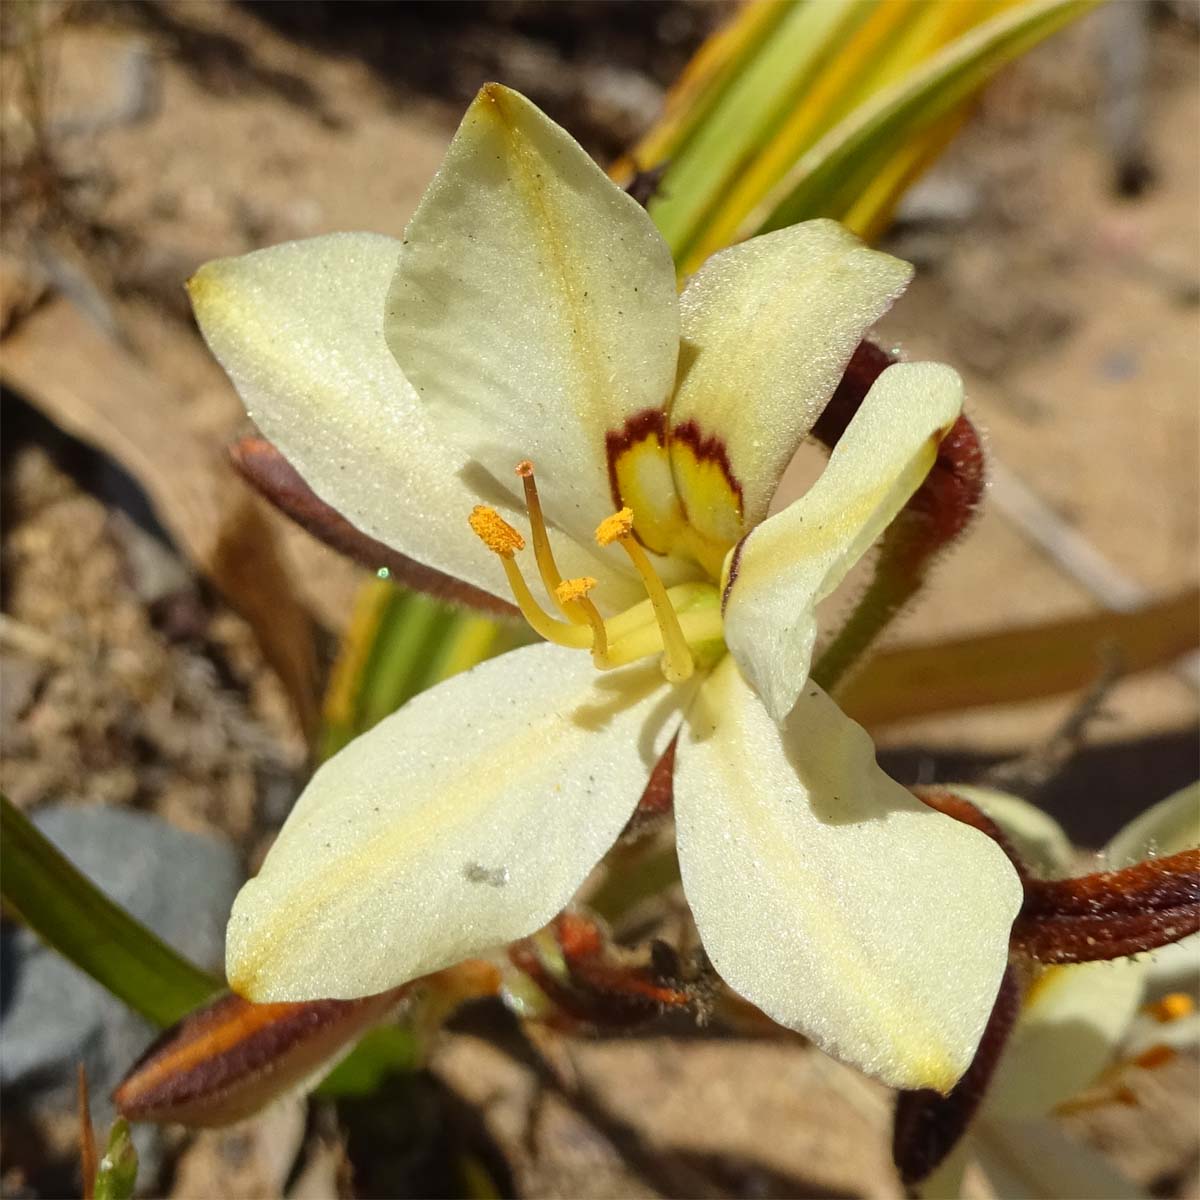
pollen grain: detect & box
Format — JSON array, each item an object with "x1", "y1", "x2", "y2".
[
  {"x1": 555, "y1": 576, "x2": 609, "y2": 665},
  {"x1": 469, "y1": 506, "x2": 525, "y2": 557},
  {"x1": 595, "y1": 507, "x2": 635, "y2": 547},
  {"x1": 555, "y1": 576, "x2": 597, "y2": 605}
]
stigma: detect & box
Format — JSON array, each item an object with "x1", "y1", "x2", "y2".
[{"x1": 468, "y1": 463, "x2": 723, "y2": 683}]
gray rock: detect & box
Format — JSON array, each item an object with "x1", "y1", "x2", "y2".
[{"x1": 1, "y1": 806, "x2": 244, "y2": 1190}]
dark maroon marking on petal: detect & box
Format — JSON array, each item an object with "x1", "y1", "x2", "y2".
[
  {"x1": 604, "y1": 407, "x2": 669, "y2": 514},
  {"x1": 893, "y1": 967, "x2": 1021, "y2": 1187},
  {"x1": 229, "y1": 436, "x2": 517, "y2": 618},
  {"x1": 1014, "y1": 849, "x2": 1200, "y2": 964},
  {"x1": 604, "y1": 409, "x2": 744, "y2": 534},
  {"x1": 669, "y1": 418, "x2": 745, "y2": 522},
  {"x1": 113, "y1": 988, "x2": 406, "y2": 1126},
  {"x1": 720, "y1": 531, "x2": 749, "y2": 613}
]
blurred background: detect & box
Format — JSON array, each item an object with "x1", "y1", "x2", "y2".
[{"x1": 1, "y1": 2, "x2": 1197, "y2": 1197}]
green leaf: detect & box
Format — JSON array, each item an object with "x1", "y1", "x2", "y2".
[
  {"x1": 1, "y1": 789, "x2": 408, "y2": 1104},
  {"x1": 0, "y1": 795, "x2": 220, "y2": 1027},
  {"x1": 320, "y1": 578, "x2": 530, "y2": 762},
  {"x1": 647, "y1": 0, "x2": 867, "y2": 258},
  {"x1": 94, "y1": 1118, "x2": 138, "y2": 1200},
  {"x1": 630, "y1": 0, "x2": 1095, "y2": 267},
  {"x1": 752, "y1": 0, "x2": 1096, "y2": 239}
]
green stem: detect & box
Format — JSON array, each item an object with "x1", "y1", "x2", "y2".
[
  {"x1": 588, "y1": 840, "x2": 682, "y2": 925},
  {"x1": 810, "y1": 546, "x2": 921, "y2": 694}
]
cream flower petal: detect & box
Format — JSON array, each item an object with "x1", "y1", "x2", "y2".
[
  {"x1": 722, "y1": 361, "x2": 963, "y2": 721},
  {"x1": 190, "y1": 232, "x2": 641, "y2": 611},
  {"x1": 972, "y1": 1118, "x2": 1147, "y2": 1199},
  {"x1": 385, "y1": 84, "x2": 680, "y2": 552},
  {"x1": 228, "y1": 643, "x2": 681, "y2": 1002},
  {"x1": 669, "y1": 220, "x2": 912, "y2": 546},
  {"x1": 674, "y1": 658, "x2": 1021, "y2": 1091},
  {"x1": 963, "y1": 783, "x2": 1195, "y2": 1121},
  {"x1": 189, "y1": 232, "x2": 507, "y2": 602},
  {"x1": 1105, "y1": 782, "x2": 1199, "y2": 1041},
  {"x1": 1104, "y1": 781, "x2": 1200, "y2": 868},
  {"x1": 985, "y1": 961, "x2": 1146, "y2": 1119}
]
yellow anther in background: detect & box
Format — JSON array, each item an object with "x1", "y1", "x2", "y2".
[
  {"x1": 595, "y1": 508, "x2": 635, "y2": 547},
  {"x1": 469, "y1": 506, "x2": 525, "y2": 557},
  {"x1": 1145, "y1": 992, "x2": 1195, "y2": 1023},
  {"x1": 555, "y1": 576, "x2": 598, "y2": 606}
]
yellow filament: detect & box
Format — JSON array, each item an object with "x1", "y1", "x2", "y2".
[
  {"x1": 604, "y1": 582, "x2": 715, "y2": 643},
  {"x1": 501, "y1": 558, "x2": 591, "y2": 649},
  {"x1": 596, "y1": 511, "x2": 694, "y2": 683},
  {"x1": 470, "y1": 490, "x2": 722, "y2": 678},
  {"x1": 606, "y1": 605, "x2": 723, "y2": 668},
  {"x1": 469, "y1": 504, "x2": 589, "y2": 649},
  {"x1": 516, "y1": 461, "x2": 582, "y2": 621},
  {"x1": 555, "y1": 577, "x2": 609, "y2": 666}
]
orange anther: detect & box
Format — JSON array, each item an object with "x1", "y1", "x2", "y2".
[
  {"x1": 595, "y1": 508, "x2": 636, "y2": 547},
  {"x1": 468, "y1": 506, "x2": 525, "y2": 557},
  {"x1": 1144, "y1": 992, "x2": 1194, "y2": 1023}
]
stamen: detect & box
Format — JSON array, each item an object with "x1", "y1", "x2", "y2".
[
  {"x1": 595, "y1": 509, "x2": 694, "y2": 683},
  {"x1": 605, "y1": 605, "x2": 723, "y2": 668},
  {"x1": 604, "y1": 582, "x2": 713, "y2": 643},
  {"x1": 469, "y1": 506, "x2": 590, "y2": 649},
  {"x1": 555, "y1": 576, "x2": 598, "y2": 605},
  {"x1": 469, "y1": 496, "x2": 722, "y2": 677},
  {"x1": 468, "y1": 506, "x2": 525, "y2": 557},
  {"x1": 555, "y1": 577, "x2": 609, "y2": 666},
  {"x1": 1145, "y1": 992, "x2": 1194, "y2": 1023},
  {"x1": 595, "y1": 507, "x2": 636, "y2": 547},
  {"x1": 515, "y1": 461, "x2": 583, "y2": 621},
  {"x1": 500, "y1": 559, "x2": 592, "y2": 648}
]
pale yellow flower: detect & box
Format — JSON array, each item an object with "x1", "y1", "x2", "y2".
[
  {"x1": 921, "y1": 783, "x2": 1200, "y2": 1198},
  {"x1": 190, "y1": 84, "x2": 1021, "y2": 1091}
]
